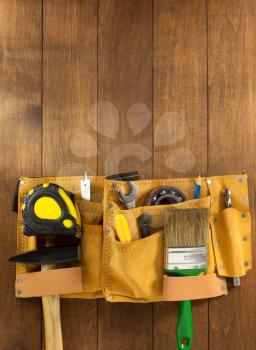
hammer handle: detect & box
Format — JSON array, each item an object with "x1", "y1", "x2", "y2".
[{"x1": 42, "y1": 265, "x2": 63, "y2": 350}]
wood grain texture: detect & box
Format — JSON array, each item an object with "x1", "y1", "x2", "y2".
[
  {"x1": 98, "y1": 0, "x2": 153, "y2": 349},
  {"x1": 43, "y1": 1, "x2": 98, "y2": 349},
  {"x1": 154, "y1": 1, "x2": 208, "y2": 349},
  {"x1": 1, "y1": 1, "x2": 256, "y2": 349},
  {"x1": 208, "y1": 1, "x2": 256, "y2": 349},
  {"x1": 0, "y1": 1, "x2": 42, "y2": 349}
]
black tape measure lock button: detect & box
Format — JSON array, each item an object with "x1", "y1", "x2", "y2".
[
  {"x1": 22, "y1": 183, "x2": 81, "y2": 236},
  {"x1": 144, "y1": 186, "x2": 186, "y2": 206}
]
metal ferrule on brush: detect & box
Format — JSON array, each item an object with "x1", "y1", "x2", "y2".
[{"x1": 165, "y1": 246, "x2": 208, "y2": 271}]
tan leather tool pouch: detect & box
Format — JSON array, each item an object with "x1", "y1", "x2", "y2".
[{"x1": 14, "y1": 174, "x2": 251, "y2": 302}]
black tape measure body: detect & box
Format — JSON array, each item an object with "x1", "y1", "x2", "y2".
[{"x1": 22, "y1": 183, "x2": 80, "y2": 236}]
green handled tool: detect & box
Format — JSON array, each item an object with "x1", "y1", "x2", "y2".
[
  {"x1": 177, "y1": 300, "x2": 193, "y2": 349},
  {"x1": 164, "y1": 208, "x2": 209, "y2": 350}
]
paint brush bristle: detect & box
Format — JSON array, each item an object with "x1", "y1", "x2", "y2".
[{"x1": 164, "y1": 208, "x2": 209, "y2": 248}]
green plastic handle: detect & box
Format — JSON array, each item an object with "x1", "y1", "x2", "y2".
[{"x1": 176, "y1": 300, "x2": 193, "y2": 350}]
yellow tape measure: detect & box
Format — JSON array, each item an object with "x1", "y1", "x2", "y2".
[{"x1": 22, "y1": 183, "x2": 81, "y2": 236}]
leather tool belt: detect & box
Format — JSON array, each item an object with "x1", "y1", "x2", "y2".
[{"x1": 13, "y1": 174, "x2": 251, "y2": 302}]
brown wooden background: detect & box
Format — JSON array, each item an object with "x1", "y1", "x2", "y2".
[{"x1": 1, "y1": 0, "x2": 256, "y2": 349}]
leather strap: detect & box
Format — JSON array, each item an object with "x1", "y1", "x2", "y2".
[
  {"x1": 163, "y1": 273, "x2": 228, "y2": 301},
  {"x1": 15, "y1": 267, "x2": 83, "y2": 298}
]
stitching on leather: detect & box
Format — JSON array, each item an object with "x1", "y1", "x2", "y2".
[
  {"x1": 105, "y1": 174, "x2": 247, "y2": 187},
  {"x1": 83, "y1": 225, "x2": 103, "y2": 234}
]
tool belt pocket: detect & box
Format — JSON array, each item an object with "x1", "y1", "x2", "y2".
[
  {"x1": 14, "y1": 176, "x2": 105, "y2": 299},
  {"x1": 102, "y1": 175, "x2": 251, "y2": 302},
  {"x1": 102, "y1": 197, "x2": 212, "y2": 302},
  {"x1": 206, "y1": 175, "x2": 252, "y2": 279},
  {"x1": 210, "y1": 208, "x2": 251, "y2": 278}
]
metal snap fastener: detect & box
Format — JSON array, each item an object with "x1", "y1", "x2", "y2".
[
  {"x1": 244, "y1": 261, "x2": 249, "y2": 267},
  {"x1": 241, "y1": 213, "x2": 246, "y2": 218},
  {"x1": 20, "y1": 180, "x2": 25, "y2": 186},
  {"x1": 243, "y1": 236, "x2": 249, "y2": 241},
  {"x1": 215, "y1": 240, "x2": 220, "y2": 247},
  {"x1": 111, "y1": 183, "x2": 117, "y2": 189},
  {"x1": 105, "y1": 228, "x2": 111, "y2": 235},
  {"x1": 207, "y1": 179, "x2": 212, "y2": 185}
]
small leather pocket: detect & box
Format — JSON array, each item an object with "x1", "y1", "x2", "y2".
[
  {"x1": 103, "y1": 197, "x2": 212, "y2": 302},
  {"x1": 210, "y1": 208, "x2": 251, "y2": 277},
  {"x1": 81, "y1": 224, "x2": 103, "y2": 294},
  {"x1": 103, "y1": 229, "x2": 164, "y2": 302}
]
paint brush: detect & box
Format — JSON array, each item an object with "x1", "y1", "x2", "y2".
[{"x1": 164, "y1": 208, "x2": 209, "y2": 350}]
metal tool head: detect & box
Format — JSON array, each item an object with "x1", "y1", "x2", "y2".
[
  {"x1": 138, "y1": 213, "x2": 152, "y2": 238},
  {"x1": 165, "y1": 246, "x2": 208, "y2": 271},
  {"x1": 144, "y1": 186, "x2": 186, "y2": 206},
  {"x1": 223, "y1": 189, "x2": 232, "y2": 208},
  {"x1": 118, "y1": 181, "x2": 138, "y2": 204},
  {"x1": 9, "y1": 246, "x2": 80, "y2": 265}
]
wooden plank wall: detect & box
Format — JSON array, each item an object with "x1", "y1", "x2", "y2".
[{"x1": 0, "y1": 1, "x2": 255, "y2": 349}]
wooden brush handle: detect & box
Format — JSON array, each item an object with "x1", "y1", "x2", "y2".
[{"x1": 42, "y1": 265, "x2": 63, "y2": 350}]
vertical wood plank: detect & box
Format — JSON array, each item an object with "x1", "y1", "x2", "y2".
[
  {"x1": 208, "y1": 1, "x2": 256, "y2": 349},
  {"x1": 43, "y1": 1, "x2": 98, "y2": 349},
  {"x1": 0, "y1": 0, "x2": 42, "y2": 348},
  {"x1": 154, "y1": 1, "x2": 208, "y2": 349},
  {"x1": 98, "y1": 0, "x2": 153, "y2": 349}
]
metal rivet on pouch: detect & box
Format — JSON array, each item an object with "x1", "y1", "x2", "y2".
[
  {"x1": 244, "y1": 261, "x2": 249, "y2": 267},
  {"x1": 20, "y1": 180, "x2": 25, "y2": 185},
  {"x1": 105, "y1": 229, "x2": 111, "y2": 235},
  {"x1": 108, "y1": 202, "x2": 113, "y2": 209},
  {"x1": 207, "y1": 179, "x2": 212, "y2": 185},
  {"x1": 243, "y1": 236, "x2": 249, "y2": 241},
  {"x1": 243, "y1": 197, "x2": 249, "y2": 203},
  {"x1": 106, "y1": 294, "x2": 112, "y2": 301},
  {"x1": 215, "y1": 240, "x2": 220, "y2": 247},
  {"x1": 16, "y1": 290, "x2": 22, "y2": 295},
  {"x1": 111, "y1": 183, "x2": 117, "y2": 189},
  {"x1": 241, "y1": 213, "x2": 246, "y2": 218}
]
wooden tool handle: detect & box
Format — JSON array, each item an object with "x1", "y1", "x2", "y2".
[{"x1": 42, "y1": 265, "x2": 63, "y2": 350}]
